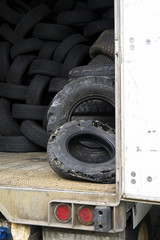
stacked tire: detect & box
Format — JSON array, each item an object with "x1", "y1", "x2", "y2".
[{"x1": 0, "y1": 0, "x2": 114, "y2": 152}]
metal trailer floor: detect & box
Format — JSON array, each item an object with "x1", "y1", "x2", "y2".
[{"x1": 0, "y1": 152, "x2": 117, "y2": 227}]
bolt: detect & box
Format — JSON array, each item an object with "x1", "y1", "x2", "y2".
[
  {"x1": 130, "y1": 45, "x2": 135, "y2": 50},
  {"x1": 131, "y1": 179, "x2": 136, "y2": 184},
  {"x1": 129, "y1": 37, "x2": 135, "y2": 43},
  {"x1": 146, "y1": 39, "x2": 151, "y2": 45},
  {"x1": 147, "y1": 176, "x2": 152, "y2": 182},
  {"x1": 131, "y1": 172, "x2": 136, "y2": 177}
]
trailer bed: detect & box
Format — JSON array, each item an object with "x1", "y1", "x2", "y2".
[{"x1": 0, "y1": 152, "x2": 117, "y2": 226}]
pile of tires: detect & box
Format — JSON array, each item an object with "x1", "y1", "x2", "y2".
[
  {"x1": 0, "y1": 0, "x2": 114, "y2": 152},
  {"x1": 47, "y1": 71, "x2": 115, "y2": 183}
]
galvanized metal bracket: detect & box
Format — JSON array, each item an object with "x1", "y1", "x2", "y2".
[{"x1": 94, "y1": 206, "x2": 112, "y2": 232}]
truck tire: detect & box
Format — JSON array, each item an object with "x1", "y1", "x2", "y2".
[
  {"x1": 0, "y1": 23, "x2": 23, "y2": 44},
  {"x1": 68, "y1": 65, "x2": 115, "y2": 79},
  {"x1": 0, "y1": 41, "x2": 10, "y2": 82},
  {"x1": 47, "y1": 120, "x2": 115, "y2": 183},
  {"x1": 0, "y1": 82, "x2": 28, "y2": 100},
  {"x1": 126, "y1": 213, "x2": 151, "y2": 240},
  {"x1": 38, "y1": 41, "x2": 59, "y2": 59},
  {"x1": 88, "y1": 54, "x2": 114, "y2": 65},
  {"x1": 89, "y1": 29, "x2": 114, "y2": 59},
  {"x1": 47, "y1": 76, "x2": 115, "y2": 135}
]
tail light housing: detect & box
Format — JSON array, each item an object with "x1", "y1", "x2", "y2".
[
  {"x1": 77, "y1": 205, "x2": 94, "y2": 225},
  {"x1": 54, "y1": 203, "x2": 71, "y2": 223}
]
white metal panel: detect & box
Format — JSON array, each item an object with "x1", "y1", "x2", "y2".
[{"x1": 121, "y1": 0, "x2": 160, "y2": 201}]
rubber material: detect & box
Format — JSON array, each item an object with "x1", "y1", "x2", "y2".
[
  {"x1": 26, "y1": 75, "x2": 50, "y2": 104},
  {"x1": 0, "y1": 23, "x2": 23, "y2": 44},
  {"x1": 89, "y1": 29, "x2": 114, "y2": 59},
  {"x1": 53, "y1": 34, "x2": 88, "y2": 63},
  {"x1": 61, "y1": 44, "x2": 90, "y2": 77},
  {"x1": 7, "y1": 55, "x2": 36, "y2": 85},
  {"x1": 0, "y1": 41, "x2": 10, "y2": 82},
  {"x1": 8, "y1": 0, "x2": 30, "y2": 14},
  {"x1": 0, "y1": 0, "x2": 23, "y2": 25},
  {"x1": 49, "y1": 78, "x2": 68, "y2": 93},
  {"x1": 57, "y1": 10, "x2": 97, "y2": 26},
  {"x1": 0, "y1": 82, "x2": 28, "y2": 100},
  {"x1": 103, "y1": 8, "x2": 114, "y2": 20},
  {"x1": 29, "y1": 59, "x2": 62, "y2": 77},
  {"x1": 83, "y1": 19, "x2": 114, "y2": 38},
  {"x1": 10, "y1": 38, "x2": 44, "y2": 59},
  {"x1": 0, "y1": 136, "x2": 42, "y2": 152},
  {"x1": 47, "y1": 120, "x2": 115, "y2": 183},
  {"x1": 0, "y1": 98, "x2": 21, "y2": 136},
  {"x1": 32, "y1": 23, "x2": 74, "y2": 41},
  {"x1": 15, "y1": 4, "x2": 51, "y2": 37},
  {"x1": 38, "y1": 41, "x2": 59, "y2": 59},
  {"x1": 47, "y1": 76, "x2": 115, "y2": 134},
  {"x1": 12, "y1": 104, "x2": 47, "y2": 120},
  {"x1": 87, "y1": 0, "x2": 114, "y2": 10},
  {"x1": 68, "y1": 65, "x2": 115, "y2": 79},
  {"x1": 88, "y1": 54, "x2": 114, "y2": 65},
  {"x1": 53, "y1": 0, "x2": 76, "y2": 14},
  {"x1": 21, "y1": 120, "x2": 49, "y2": 148}
]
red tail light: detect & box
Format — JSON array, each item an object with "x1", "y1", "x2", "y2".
[
  {"x1": 54, "y1": 204, "x2": 71, "y2": 223},
  {"x1": 77, "y1": 206, "x2": 94, "y2": 225}
]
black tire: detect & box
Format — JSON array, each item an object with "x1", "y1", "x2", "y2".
[
  {"x1": 53, "y1": 0, "x2": 76, "y2": 14},
  {"x1": 47, "y1": 76, "x2": 115, "y2": 134},
  {"x1": 29, "y1": 59, "x2": 62, "y2": 77},
  {"x1": 10, "y1": 38, "x2": 44, "y2": 59},
  {"x1": 89, "y1": 29, "x2": 114, "y2": 59},
  {"x1": 49, "y1": 78, "x2": 68, "y2": 93},
  {"x1": 103, "y1": 8, "x2": 114, "y2": 20},
  {"x1": 26, "y1": 75, "x2": 50, "y2": 105},
  {"x1": 88, "y1": 54, "x2": 114, "y2": 65},
  {"x1": 32, "y1": 23, "x2": 74, "y2": 41},
  {"x1": 8, "y1": 0, "x2": 30, "y2": 14},
  {"x1": 0, "y1": 0, "x2": 23, "y2": 25},
  {"x1": 126, "y1": 212, "x2": 152, "y2": 240},
  {"x1": 38, "y1": 41, "x2": 59, "y2": 59},
  {"x1": 87, "y1": 0, "x2": 114, "y2": 10},
  {"x1": 0, "y1": 23, "x2": 23, "y2": 44},
  {"x1": 83, "y1": 19, "x2": 114, "y2": 39},
  {"x1": 0, "y1": 82, "x2": 28, "y2": 100},
  {"x1": 57, "y1": 10, "x2": 97, "y2": 26},
  {"x1": 0, "y1": 98, "x2": 21, "y2": 136},
  {"x1": 12, "y1": 104, "x2": 47, "y2": 120},
  {"x1": 53, "y1": 34, "x2": 88, "y2": 63},
  {"x1": 68, "y1": 65, "x2": 115, "y2": 79},
  {"x1": 7, "y1": 55, "x2": 36, "y2": 85},
  {"x1": 61, "y1": 44, "x2": 90, "y2": 77},
  {"x1": 0, "y1": 42, "x2": 10, "y2": 82},
  {"x1": 20, "y1": 120, "x2": 49, "y2": 148},
  {"x1": 47, "y1": 120, "x2": 115, "y2": 183},
  {"x1": 15, "y1": 4, "x2": 51, "y2": 37},
  {"x1": 0, "y1": 136, "x2": 42, "y2": 152}
]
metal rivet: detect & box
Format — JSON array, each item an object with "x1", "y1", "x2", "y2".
[
  {"x1": 129, "y1": 37, "x2": 135, "y2": 43},
  {"x1": 131, "y1": 179, "x2": 136, "y2": 184},
  {"x1": 146, "y1": 39, "x2": 151, "y2": 45},
  {"x1": 131, "y1": 172, "x2": 136, "y2": 177},
  {"x1": 147, "y1": 176, "x2": 152, "y2": 182},
  {"x1": 130, "y1": 45, "x2": 135, "y2": 50}
]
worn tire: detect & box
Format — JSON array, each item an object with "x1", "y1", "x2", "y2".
[
  {"x1": 88, "y1": 54, "x2": 114, "y2": 65},
  {"x1": 47, "y1": 76, "x2": 115, "y2": 134},
  {"x1": 68, "y1": 65, "x2": 115, "y2": 79},
  {"x1": 0, "y1": 23, "x2": 23, "y2": 44},
  {"x1": 89, "y1": 29, "x2": 114, "y2": 59},
  {"x1": 47, "y1": 120, "x2": 115, "y2": 183},
  {"x1": 0, "y1": 41, "x2": 10, "y2": 82}
]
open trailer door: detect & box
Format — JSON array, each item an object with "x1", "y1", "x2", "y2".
[{"x1": 119, "y1": 0, "x2": 160, "y2": 203}]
